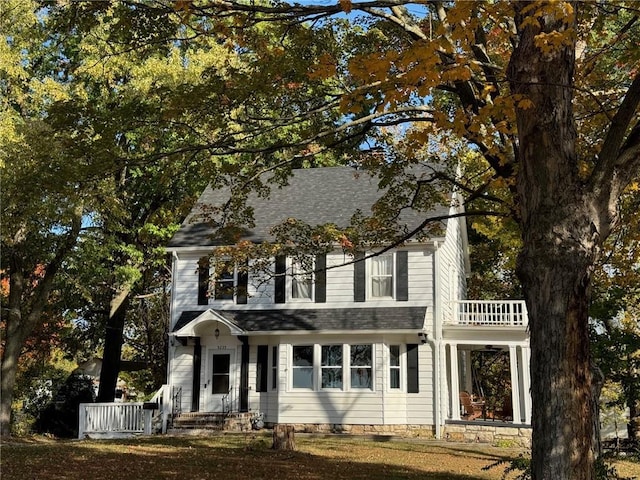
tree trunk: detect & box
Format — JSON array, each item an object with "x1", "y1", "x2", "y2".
[
  {"x1": 272, "y1": 424, "x2": 296, "y2": 450},
  {"x1": 509, "y1": 3, "x2": 599, "y2": 478},
  {"x1": 0, "y1": 305, "x2": 28, "y2": 437},
  {"x1": 1, "y1": 212, "x2": 82, "y2": 436},
  {"x1": 97, "y1": 289, "x2": 131, "y2": 402}
]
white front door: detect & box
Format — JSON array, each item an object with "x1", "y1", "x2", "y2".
[{"x1": 206, "y1": 349, "x2": 235, "y2": 412}]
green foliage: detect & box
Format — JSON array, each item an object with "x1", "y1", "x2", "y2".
[{"x1": 33, "y1": 374, "x2": 96, "y2": 438}]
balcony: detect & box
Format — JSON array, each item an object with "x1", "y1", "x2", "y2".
[{"x1": 450, "y1": 300, "x2": 528, "y2": 327}]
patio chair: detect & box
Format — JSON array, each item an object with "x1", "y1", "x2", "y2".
[{"x1": 459, "y1": 391, "x2": 484, "y2": 420}]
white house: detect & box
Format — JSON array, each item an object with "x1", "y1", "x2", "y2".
[{"x1": 164, "y1": 166, "x2": 532, "y2": 443}]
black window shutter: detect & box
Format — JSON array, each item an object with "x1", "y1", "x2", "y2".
[
  {"x1": 256, "y1": 345, "x2": 268, "y2": 392},
  {"x1": 274, "y1": 255, "x2": 286, "y2": 304},
  {"x1": 197, "y1": 257, "x2": 209, "y2": 305},
  {"x1": 407, "y1": 343, "x2": 419, "y2": 393},
  {"x1": 354, "y1": 251, "x2": 366, "y2": 302},
  {"x1": 396, "y1": 251, "x2": 409, "y2": 301},
  {"x1": 236, "y1": 261, "x2": 248, "y2": 304},
  {"x1": 315, "y1": 253, "x2": 326, "y2": 303}
]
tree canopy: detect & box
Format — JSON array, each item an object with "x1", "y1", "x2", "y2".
[{"x1": 2, "y1": 2, "x2": 639, "y2": 478}]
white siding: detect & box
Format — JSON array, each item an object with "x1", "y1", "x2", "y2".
[
  {"x1": 170, "y1": 245, "x2": 435, "y2": 330},
  {"x1": 170, "y1": 347, "x2": 193, "y2": 413},
  {"x1": 407, "y1": 343, "x2": 435, "y2": 424}
]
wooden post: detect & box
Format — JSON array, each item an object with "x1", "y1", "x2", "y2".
[{"x1": 272, "y1": 424, "x2": 295, "y2": 450}]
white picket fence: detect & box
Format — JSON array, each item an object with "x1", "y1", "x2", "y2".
[{"x1": 452, "y1": 300, "x2": 528, "y2": 327}]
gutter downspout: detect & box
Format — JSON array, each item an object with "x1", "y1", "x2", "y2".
[{"x1": 433, "y1": 241, "x2": 443, "y2": 439}]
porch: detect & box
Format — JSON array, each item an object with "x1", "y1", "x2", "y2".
[{"x1": 442, "y1": 300, "x2": 531, "y2": 428}]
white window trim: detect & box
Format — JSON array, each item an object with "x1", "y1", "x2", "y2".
[
  {"x1": 368, "y1": 252, "x2": 395, "y2": 300},
  {"x1": 290, "y1": 344, "x2": 315, "y2": 390},
  {"x1": 212, "y1": 259, "x2": 238, "y2": 303},
  {"x1": 287, "y1": 256, "x2": 315, "y2": 303},
  {"x1": 348, "y1": 344, "x2": 374, "y2": 391},
  {"x1": 387, "y1": 344, "x2": 406, "y2": 392},
  {"x1": 269, "y1": 345, "x2": 278, "y2": 392},
  {"x1": 288, "y1": 343, "x2": 376, "y2": 392}
]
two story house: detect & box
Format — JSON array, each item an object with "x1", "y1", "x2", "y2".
[{"x1": 165, "y1": 166, "x2": 531, "y2": 443}]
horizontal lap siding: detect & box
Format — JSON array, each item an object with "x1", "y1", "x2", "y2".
[
  {"x1": 172, "y1": 247, "x2": 434, "y2": 324},
  {"x1": 325, "y1": 254, "x2": 354, "y2": 303},
  {"x1": 407, "y1": 344, "x2": 434, "y2": 424},
  {"x1": 278, "y1": 392, "x2": 384, "y2": 424},
  {"x1": 170, "y1": 347, "x2": 193, "y2": 413}
]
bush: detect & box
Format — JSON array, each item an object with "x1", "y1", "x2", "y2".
[{"x1": 33, "y1": 374, "x2": 96, "y2": 438}]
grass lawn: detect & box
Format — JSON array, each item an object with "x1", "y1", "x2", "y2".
[{"x1": 2, "y1": 433, "x2": 638, "y2": 480}]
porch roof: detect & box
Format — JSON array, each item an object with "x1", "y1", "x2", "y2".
[{"x1": 173, "y1": 307, "x2": 427, "y2": 334}]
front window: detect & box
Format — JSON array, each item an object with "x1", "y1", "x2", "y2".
[
  {"x1": 370, "y1": 254, "x2": 393, "y2": 298},
  {"x1": 389, "y1": 345, "x2": 401, "y2": 389},
  {"x1": 291, "y1": 258, "x2": 312, "y2": 300},
  {"x1": 321, "y1": 345, "x2": 343, "y2": 389},
  {"x1": 271, "y1": 346, "x2": 278, "y2": 390},
  {"x1": 350, "y1": 344, "x2": 372, "y2": 389},
  {"x1": 292, "y1": 345, "x2": 314, "y2": 389}
]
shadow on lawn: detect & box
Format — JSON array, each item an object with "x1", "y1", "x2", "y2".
[{"x1": 1, "y1": 435, "x2": 514, "y2": 480}]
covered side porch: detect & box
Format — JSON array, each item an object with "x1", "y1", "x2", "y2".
[{"x1": 442, "y1": 301, "x2": 531, "y2": 428}]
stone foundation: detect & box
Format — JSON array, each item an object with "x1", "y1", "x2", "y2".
[
  {"x1": 443, "y1": 423, "x2": 532, "y2": 447},
  {"x1": 265, "y1": 422, "x2": 435, "y2": 438}
]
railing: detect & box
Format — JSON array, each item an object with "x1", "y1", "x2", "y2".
[
  {"x1": 451, "y1": 300, "x2": 528, "y2": 327},
  {"x1": 78, "y1": 402, "x2": 151, "y2": 439}
]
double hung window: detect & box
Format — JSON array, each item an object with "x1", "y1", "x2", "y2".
[
  {"x1": 214, "y1": 260, "x2": 235, "y2": 300},
  {"x1": 350, "y1": 344, "x2": 372, "y2": 389},
  {"x1": 370, "y1": 254, "x2": 393, "y2": 298},
  {"x1": 389, "y1": 345, "x2": 401, "y2": 389},
  {"x1": 290, "y1": 344, "x2": 374, "y2": 391},
  {"x1": 321, "y1": 345, "x2": 343, "y2": 389},
  {"x1": 292, "y1": 345, "x2": 314, "y2": 389},
  {"x1": 291, "y1": 258, "x2": 313, "y2": 300}
]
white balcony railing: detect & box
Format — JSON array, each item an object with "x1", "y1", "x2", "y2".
[
  {"x1": 78, "y1": 402, "x2": 156, "y2": 439},
  {"x1": 451, "y1": 300, "x2": 528, "y2": 327}
]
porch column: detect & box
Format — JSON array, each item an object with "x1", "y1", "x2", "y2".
[
  {"x1": 508, "y1": 345, "x2": 522, "y2": 424},
  {"x1": 449, "y1": 343, "x2": 461, "y2": 420},
  {"x1": 191, "y1": 337, "x2": 201, "y2": 412},
  {"x1": 521, "y1": 346, "x2": 532, "y2": 424},
  {"x1": 239, "y1": 336, "x2": 249, "y2": 412}
]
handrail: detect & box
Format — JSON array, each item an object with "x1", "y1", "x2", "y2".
[{"x1": 451, "y1": 300, "x2": 528, "y2": 327}]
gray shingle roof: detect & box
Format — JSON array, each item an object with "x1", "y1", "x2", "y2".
[
  {"x1": 168, "y1": 166, "x2": 448, "y2": 248},
  {"x1": 173, "y1": 307, "x2": 426, "y2": 333}
]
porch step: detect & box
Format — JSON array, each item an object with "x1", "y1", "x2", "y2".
[{"x1": 170, "y1": 412, "x2": 253, "y2": 432}]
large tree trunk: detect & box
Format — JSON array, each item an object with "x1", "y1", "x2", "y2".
[{"x1": 509, "y1": 3, "x2": 600, "y2": 478}]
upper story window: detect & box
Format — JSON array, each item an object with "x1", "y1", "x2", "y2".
[
  {"x1": 291, "y1": 257, "x2": 313, "y2": 300},
  {"x1": 275, "y1": 254, "x2": 326, "y2": 304},
  {"x1": 370, "y1": 254, "x2": 394, "y2": 298},
  {"x1": 214, "y1": 260, "x2": 235, "y2": 301},
  {"x1": 354, "y1": 251, "x2": 408, "y2": 302},
  {"x1": 198, "y1": 256, "x2": 248, "y2": 305}
]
